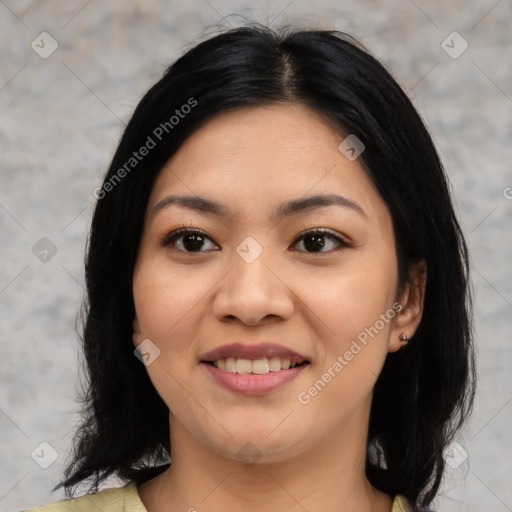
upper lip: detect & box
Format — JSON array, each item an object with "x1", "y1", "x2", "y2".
[{"x1": 200, "y1": 342, "x2": 309, "y2": 363}]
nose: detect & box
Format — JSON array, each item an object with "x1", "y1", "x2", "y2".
[{"x1": 210, "y1": 248, "x2": 295, "y2": 326}]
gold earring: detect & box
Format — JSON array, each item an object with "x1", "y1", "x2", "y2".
[{"x1": 399, "y1": 333, "x2": 409, "y2": 346}]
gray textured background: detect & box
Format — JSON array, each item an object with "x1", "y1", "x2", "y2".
[{"x1": 1, "y1": 1, "x2": 511, "y2": 511}]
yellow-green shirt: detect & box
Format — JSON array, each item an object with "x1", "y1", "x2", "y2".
[{"x1": 22, "y1": 482, "x2": 413, "y2": 511}]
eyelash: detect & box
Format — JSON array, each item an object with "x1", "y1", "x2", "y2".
[{"x1": 159, "y1": 227, "x2": 352, "y2": 254}]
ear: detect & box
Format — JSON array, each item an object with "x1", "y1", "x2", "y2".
[
  {"x1": 132, "y1": 316, "x2": 143, "y2": 347},
  {"x1": 389, "y1": 260, "x2": 427, "y2": 352}
]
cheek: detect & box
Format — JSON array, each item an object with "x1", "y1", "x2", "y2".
[
  {"x1": 132, "y1": 259, "x2": 209, "y2": 408},
  {"x1": 292, "y1": 248, "x2": 398, "y2": 404},
  {"x1": 299, "y1": 252, "x2": 398, "y2": 337},
  {"x1": 288, "y1": 252, "x2": 399, "y2": 446},
  {"x1": 133, "y1": 257, "x2": 210, "y2": 340}
]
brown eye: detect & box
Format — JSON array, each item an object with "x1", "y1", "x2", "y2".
[
  {"x1": 291, "y1": 229, "x2": 351, "y2": 253},
  {"x1": 161, "y1": 229, "x2": 219, "y2": 253}
]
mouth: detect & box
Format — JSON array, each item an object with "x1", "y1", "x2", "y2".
[
  {"x1": 201, "y1": 357, "x2": 310, "y2": 374},
  {"x1": 199, "y1": 342, "x2": 311, "y2": 395},
  {"x1": 199, "y1": 341, "x2": 311, "y2": 374},
  {"x1": 200, "y1": 359, "x2": 310, "y2": 395}
]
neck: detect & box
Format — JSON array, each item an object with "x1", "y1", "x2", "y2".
[{"x1": 138, "y1": 399, "x2": 392, "y2": 512}]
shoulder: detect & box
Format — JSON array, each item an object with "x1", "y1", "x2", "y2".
[
  {"x1": 391, "y1": 494, "x2": 438, "y2": 512},
  {"x1": 21, "y1": 482, "x2": 147, "y2": 512},
  {"x1": 392, "y1": 494, "x2": 413, "y2": 512}
]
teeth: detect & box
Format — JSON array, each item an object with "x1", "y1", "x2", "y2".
[
  {"x1": 236, "y1": 358, "x2": 252, "y2": 374},
  {"x1": 211, "y1": 357, "x2": 302, "y2": 374},
  {"x1": 225, "y1": 357, "x2": 237, "y2": 373},
  {"x1": 252, "y1": 358, "x2": 269, "y2": 374},
  {"x1": 269, "y1": 357, "x2": 281, "y2": 371}
]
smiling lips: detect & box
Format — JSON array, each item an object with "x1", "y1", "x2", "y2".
[
  {"x1": 200, "y1": 341, "x2": 309, "y2": 374},
  {"x1": 212, "y1": 356, "x2": 303, "y2": 374},
  {"x1": 200, "y1": 342, "x2": 310, "y2": 395}
]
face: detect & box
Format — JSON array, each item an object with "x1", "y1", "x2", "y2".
[{"x1": 132, "y1": 103, "x2": 420, "y2": 464}]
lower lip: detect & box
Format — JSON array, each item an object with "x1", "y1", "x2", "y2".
[{"x1": 200, "y1": 362, "x2": 309, "y2": 395}]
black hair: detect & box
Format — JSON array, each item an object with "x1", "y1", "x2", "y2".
[{"x1": 56, "y1": 23, "x2": 476, "y2": 510}]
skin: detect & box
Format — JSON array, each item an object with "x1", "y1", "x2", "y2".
[{"x1": 132, "y1": 103, "x2": 426, "y2": 512}]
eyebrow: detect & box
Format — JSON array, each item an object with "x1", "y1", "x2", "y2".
[{"x1": 150, "y1": 193, "x2": 366, "y2": 221}]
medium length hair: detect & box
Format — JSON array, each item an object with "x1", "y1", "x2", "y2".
[{"x1": 58, "y1": 24, "x2": 476, "y2": 510}]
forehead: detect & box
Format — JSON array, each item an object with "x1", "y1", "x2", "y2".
[{"x1": 146, "y1": 104, "x2": 390, "y2": 226}]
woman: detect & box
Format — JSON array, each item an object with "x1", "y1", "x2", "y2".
[{"x1": 24, "y1": 23, "x2": 475, "y2": 512}]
